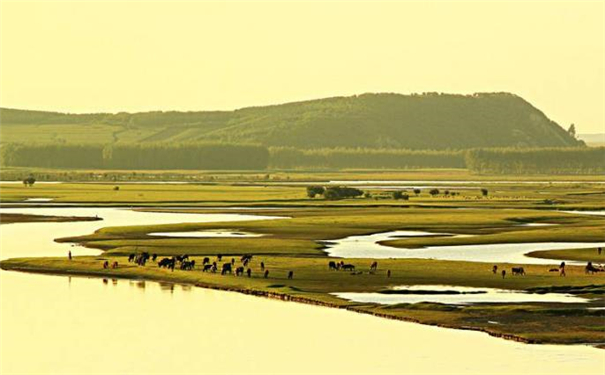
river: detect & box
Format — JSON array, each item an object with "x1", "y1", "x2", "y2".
[{"x1": 1, "y1": 207, "x2": 604, "y2": 374}]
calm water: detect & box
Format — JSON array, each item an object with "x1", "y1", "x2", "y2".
[
  {"x1": 1, "y1": 207, "x2": 604, "y2": 374},
  {"x1": 321, "y1": 230, "x2": 605, "y2": 264},
  {"x1": 334, "y1": 285, "x2": 593, "y2": 305},
  {"x1": 0, "y1": 207, "x2": 284, "y2": 259}
]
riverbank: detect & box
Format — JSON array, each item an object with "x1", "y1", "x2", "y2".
[
  {"x1": 2, "y1": 255, "x2": 604, "y2": 346},
  {"x1": 0, "y1": 213, "x2": 102, "y2": 224}
]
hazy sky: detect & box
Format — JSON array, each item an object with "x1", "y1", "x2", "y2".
[{"x1": 1, "y1": 0, "x2": 604, "y2": 133}]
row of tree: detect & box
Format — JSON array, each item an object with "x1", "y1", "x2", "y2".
[
  {"x1": 1, "y1": 142, "x2": 603, "y2": 174},
  {"x1": 0, "y1": 143, "x2": 269, "y2": 170},
  {"x1": 269, "y1": 147, "x2": 466, "y2": 169},
  {"x1": 465, "y1": 147, "x2": 605, "y2": 174},
  {"x1": 306, "y1": 186, "x2": 364, "y2": 200}
]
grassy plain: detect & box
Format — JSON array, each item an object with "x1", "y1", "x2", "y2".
[{"x1": 1, "y1": 177, "x2": 604, "y2": 345}]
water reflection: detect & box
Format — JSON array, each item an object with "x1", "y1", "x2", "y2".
[{"x1": 2, "y1": 271, "x2": 603, "y2": 375}]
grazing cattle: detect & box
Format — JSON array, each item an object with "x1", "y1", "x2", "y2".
[
  {"x1": 217, "y1": 254, "x2": 223, "y2": 262},
  {"x1": 112, "y1": 261, "x2": 118, "y2": 269},
  {"x1": 501, "y1": 270, "x2": 506, "y2": 278},
  {"x1": 222, "y1": 263, "x2": 232, "y2": 275},
  {"x1": 128, "y1": 253, "x2": 136, "y2": 262},
  {"x1": 176, "y1": 254, "x2": 189, "y2": 263},
  {"x1": 203, "y1": 264, "x2": 213, "y2": 272},
  {"x1": 599, "y1": 247, "x2": 602, "y2": 255},
  {"x1": 152, "y1": 254, "x2": 158, "y2": 262},
  {"x1": 241, "y1": 254, "x2": 253, "y2": 263},
  {"x1": 264, "y1": 270, "x2": 269, "y2": 278},
  {"x1": 492, "y1": 265, "x2": 498, "y2": 274},
  {"x1": 203, "y1": 257, "x2": 210, "y2": 265},
  {"x1": 231, "y1": 258, "x2": 236, "y2": 265},
  {"x1": 560, "y1": 261, "x2": 566, "y2": 277},
  {"x1": 235, "y1": 266, "x2": 245, "y2": 276},
  {"x1": 247, "y1": 268, "x2": 252, "y2": 278},
  {"x1": 134, "y1": 252, "x2": 150, "y2": 266},
  {"x1": 585, "y1": 262, "x2": 603, "y2": 274},
  {"x1": 549, "y1": 268, "x2": 559, "y2": 272},
  {"x1": 370, "y1": 261, "x2": 378, "y2": 272},
  {"x1": 328, "y1": 261, "x2": 338, "y2": 270},
  {"x1": 103, "y1": 261, "x2": 109, "y2": 269},
  {"x1": 158, "y1": 257, "x2": 173, "y2": 268},
  {"x1": 288, "y1": 271, "x2": 294, "y2": 279},
  {"x1": 260, "y1": 262, "x2": 265, "y2": 270},
  {"x1": 341, "y1": 264, "x2": 355, "y2": 271},
  {"x1": 181, "y1": 260, "x2": 195, "y2": 270},
  {"x1": 511, "y1": 267, "x2": 525, "y2": 276},
  {"x1": 243, "y1": 259, "x2": 250, "y2": 267},
  {"x1": 387, "y1": 270, "x2": 391, "y2": 278}
]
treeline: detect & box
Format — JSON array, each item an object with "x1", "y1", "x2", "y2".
[
  {"x1": 1, "y1": 143, "x2": 603, "y2": 174},
  {"x1": 269, "y1": 148, "x2": 466, "y2": 169},
  {"x1": 465, "y1": 147, "x2": 605, "y2": 174},
  {"x1": 0, "y1": 143, "x2": 269, "y2": 170}
]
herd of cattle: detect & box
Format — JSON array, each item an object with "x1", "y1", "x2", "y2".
[
  {"x1": 126, "y1": 252, "x2": 276, "y2": 279},
  {"x1": 112, "y1": 251, "x2": 605, "y2": 280},
  {"x1": 492, "y1": 262, "x2": 604, "y2": 278}
]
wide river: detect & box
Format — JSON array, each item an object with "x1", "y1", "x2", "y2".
[{"x1": 1, "y1": 206, "x2": 604, "y2": 374}]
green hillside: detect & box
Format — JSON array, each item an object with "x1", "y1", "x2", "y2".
[{"x1": 0, "y1": 92, "x2": 581, "y2": 149}]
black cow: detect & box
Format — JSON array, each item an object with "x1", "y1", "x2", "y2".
[
  {"x1": 222, "y1": 263, "x2": 232, "y2": 275},
  {"x1": 341, "y1": 264, "x2": 355, "y2": 271},
  {"x1": 288, "y1": 271, "x2": 294, "y2": 279},
  {"x1": 158, "y1": 257, "x2": 175, "y2": 269},
  {"x1": 235, "y1": 266, "x2": 245, "y2": 276},
  {"x1": 203, "y1": 257, "x2": 210, "y2": 265},
  {"x1": 202, "y1": 264, "x2": 213, "y2": 272},
  {"x1": 328, "y1": 261, "x2": 338, "y2": 270},
  {"x1": 181, "y1": 260, "x2": 195, "y2": 270},
  {"x1": 511, "y1": 267, "x2": 525, "y2": 276},
  {"x1": 370, "y1": 261, "x2": 378, "y2": 272}
]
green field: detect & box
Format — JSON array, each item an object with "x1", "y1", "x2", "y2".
[{"x1": 1, "y1": 178, "x2": 604, "y2": 345}]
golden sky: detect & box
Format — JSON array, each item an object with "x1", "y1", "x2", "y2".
[{"x1": 1, "y1": 0, "x2": 604, "y2": 133}]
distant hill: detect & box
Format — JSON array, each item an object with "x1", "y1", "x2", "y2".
[{"x1": 0, "y1": 93, "x2": 583, "y2": 149}]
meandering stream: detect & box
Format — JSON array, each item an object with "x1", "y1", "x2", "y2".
[{"x1": 1, "y1": 206, "x2": 604, "y2": 374}]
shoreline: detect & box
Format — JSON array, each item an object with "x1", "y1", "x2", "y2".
[{"x1": 2, "y1": 261, "x2": 602, "y2": 349}]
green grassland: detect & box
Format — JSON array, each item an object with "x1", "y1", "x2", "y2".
[
  {"x1": 1, "y1": 177, "x2": 604, "y2": 210},
  {"x1": 1, "y1": 180, "x2": 604, "y2": 345}
]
